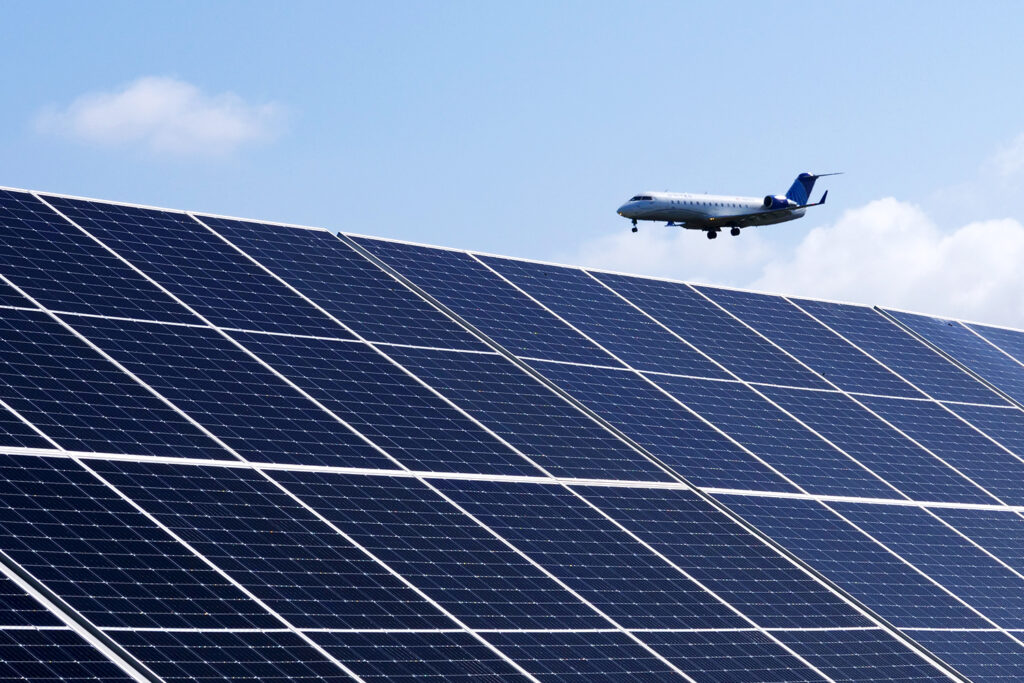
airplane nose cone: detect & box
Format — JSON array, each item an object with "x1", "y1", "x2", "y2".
[{"x1": 617, "y1": 203, "x2": 630, "y2": 216}]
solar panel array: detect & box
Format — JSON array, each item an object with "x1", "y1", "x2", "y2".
[{"x1": 2, "y1": 187, "x2": 1024, "y2": 681}]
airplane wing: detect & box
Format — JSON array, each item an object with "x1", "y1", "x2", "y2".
[{"x1": 703, "y1": 191, "x2": 829, "y2": 226}]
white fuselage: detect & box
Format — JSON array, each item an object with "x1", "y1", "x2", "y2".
[{"x1": 617, "y1": 191, "x2": 805, "y2": 229}]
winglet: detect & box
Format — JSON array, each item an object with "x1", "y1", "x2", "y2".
[{"x1": 820, "y1": 190, "x2": 828, "y2": 205}]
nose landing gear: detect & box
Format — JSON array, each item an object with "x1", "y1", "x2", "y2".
[{"x1": 631, "y1": 219, "x2": 638, "y2": 233}]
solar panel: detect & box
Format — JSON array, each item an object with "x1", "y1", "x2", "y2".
[{"x1": 12, "y1": 185, "x2": 1024, "y2": 679}]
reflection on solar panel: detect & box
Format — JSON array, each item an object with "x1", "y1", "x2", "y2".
[{"x1": 6, "y1": 186, "x2": 1024, "y2": 680}]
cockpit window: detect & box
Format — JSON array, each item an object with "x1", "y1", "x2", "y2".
[{"x1": 629, "y1": 195, "x2": 653, "y2": 201}]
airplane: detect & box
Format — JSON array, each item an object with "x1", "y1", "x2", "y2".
[{"x1": 616, "y1": 172, "x2": 840, "y2": 239}]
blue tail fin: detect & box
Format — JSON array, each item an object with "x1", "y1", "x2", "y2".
[{"x1": 785, "y1": 172, "x2": 818, "y2": 204}]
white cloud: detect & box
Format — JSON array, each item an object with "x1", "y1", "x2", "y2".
[
  {"x1": 35, "y1": 76, "x2": 284, "y2": 156},
  {"x1": 569, "y1": 199, "x2": 1024, "y2": 328},
  {"x1": 989, "y1": 132, "x2": 1024, "y2": 178}
]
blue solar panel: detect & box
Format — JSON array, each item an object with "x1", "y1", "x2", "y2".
[
  {"x1": 0, "y1": 455, "x2": 277, "y2": 629},
  {"x1": 834, "y1": 501, "x2": 1024, "y2": 629},
  {"x1": 0, "y1": 309, "x2": 229, "y2": 459},
  {"x1": 969, "y1": 322, "x2": 1024, "y2": 368},
  {"x1": 203, "y1": 219, "x2": 487, "y2": 350},
  {"x1": 531, "y1": 360, "x2": 799, "y2": 492},
  {"x1": 351, "y1": 236, "x2": 620, "y2": 366},
  {"x1": 0, "y1": 576, "x2": 63, "y2": 627},
  {"x1": 856, "y1": 394, "x2": 1024, "y2": 505},
  {"x1": 90, "y1": 459, "x2": 457, "y2": 630},
  {"x1": 933, "y1": 508, "x2": 1024, "y2": 576},
  {"x1": 381, "y1": 345, "x2": 674, "y2": 482},
  {"x1": 573, "y1": 484, "x2": 870, "y2": 628},
  {"x1": 45, "y1": 195, "x2": 350, "y2": 337},
  {"x1": 696, "y1": 286, "x2": 925, "y2": 398},
  {"x1": 480, "y1": 630, "x2": 680, "y2": 681},
  {"x1": 230, "y1": 331, "x2": 541, "y2": 476},
  {"x1": 593, "y1": 273, "x2": 830, "y2": 388},
  {"x1": 0, "y1": 189, "x2": 196, "y2": 323},
  {"x1": 887, "y1": 310, "x2": 1024, "y2": 405},
  {"x1": 633, "y1": 630, "x2": 826, "y2": 682},
  {"x1": 795, "y1": 299, "x2": 1007, "y2": 404},
  {"x1": 0, "y1": 283, "x2": 35, "y2": 309},
  {"x1": 271, "y1": 470, "x2": 608, "y2": 629},
  {"x1": 719, "y1": 494, "x2": 992, "y2": 628},
  {"x1": 480, "y1": 255, "x2": 732, "y2": 378},
  {"x1": 772, "y1": 629, "x2": 949, "y2": 682},
  {"x1": 905, "y1": 630, "x2": 1024, "y2": 683},
  {"x1": 0, "y1": 629, "x2": 134, "y2": 681},
  {"x1": 434, "y1": 478, "x2": 748, "y2": 630},
  {"x1": 760, "y1": 386, "x2": 993, "y2": 504},
  {"x1": 945, "y1": 403, "x2": 1024, "y2": 463},
  {"x1": 68, "y1": 315, "x2": 395, "y2": 469},
  {"x1": 112, "y1": 629, "x2": 348, "y2": 682},
  {"x1": 310, "y1": 631, "x2": 524, "y2": 681},
  {"x1": 647, "y1": 375, "x2": 897, "y2": 498}
]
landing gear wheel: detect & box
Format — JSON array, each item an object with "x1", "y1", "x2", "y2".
[
  {"x1": 631, "y1": 226, "x2": 638, "y2": 233},
  {"x1": 706, "y1": 230, "x2": 717, "y2": 240},
  {"x1": 631, "y1": 220, "x2": 638, "y2": 233},
  {"x1": 730, "y1": 227, "x2": 740, "y2": 236}
]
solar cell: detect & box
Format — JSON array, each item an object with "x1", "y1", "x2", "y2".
[
  {"x1": 0, "y1": 308, "x2": 229, "y2": 459},
  {"x1": 0, "y1": 283, "x2": 35, "y2": 309},
  {"x1": 479, "y1": 255, "x2": 731, "y2": 378},
  {"x1": 0, "y1": 575, "x2": 63, "y2": 627},
  {"x1": 231, "y1": 331, "x2": 541, "y2": 476},
  {"x1": 0, "y1": 455, "x2": 278, "y2": 629},
  {"x1": 633, "y1": 630, "x2": 826, "y2": 682},
  {"x1": 647, "y1": 375, "x2": 897, "y2": 498},
  {"x1": 0, "y1": 189, "x2": 195, "y2": 323},
  {"x1": 593, "y1": 273, "x2": 830, "y2": 388},
  {"x1": 794, "y1": 299, "x2": 1007, "y2": 405},
  {"x1": 0, "y1": 628, "x2": 134, "y2": 682},
  {"x1": 772, "y1": 629, "x2": 949, "y2": 682},
  {"x1": 887, "y1": 310, "x2": 1024, "y2": 405},
  {"x1": 943, "y1": 403, "x2": 1024, "y2": 464},
  {"x1": 381, "y1": 345, "x2": 674, "y2": 481},
  {"x1": 480, "y1": 630, "x2": 681, "y2": 681},
  {"x1": 90, "y1": 459, "x2": 457, "y2": 630},
  {"x1": 270, "y1": 470, "x2": 609, "y2": 629},
  {"x1": 68, "y1": 315, "x2": 395, "y2": 469},
  {"x1": 969, "y1": 322, "x2": 1024, "y2": 368},
  {"x1": 905, "y1": 630, "x2": 1024, "y2": 683},
  {"x1": 351, "y1": 236, "x2": 619, "y2": 366},
  {"x1": 759, "y1": 386, "x2": 993, "y2": 504},
  {"x1": 932, "y1": 508, "x2": 1024, "y2": 576},
  {"x1": 833, "y1": 502, "x2": 1024, "y2": 629},
  {"x1": 203, "y1": 218, "x2": 487, "y2": 350},
  {"x1": 112, "y1": 629, "x2": 349, "y2": 682},
  {"x1": 434, "y1": 478, "x2": 749, "y2": 630},
  {"x1": 573, "y1": 484, "x2": 869, "y2": 629},
  {"x1": 856, "y1": 394, "x2": 1024, "y2": 505},
  {"x1": 695, "y1": 286, "x2": 924, "y2": 398},
  {"x1": 45, "y1": 195, "x2": 349, "y2": 337},
  {"x1": 310, "y1": 630, "x2": 525, "y2": 681},
  {"x1": 719, "y1": 494, "x2": 992, "y2": 628},
  {"x1": 530, "y1": 360, "x2": 799, "y2": 492}
]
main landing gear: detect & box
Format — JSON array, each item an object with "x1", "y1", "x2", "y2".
[
  {"x1": 706, "y1": 230, "x2": 717, "y2": 240},
  {"x1": 730, "y1": 227, "x2": 741, "y2": 237},
  {"x1": 631, "y1": 219, "x2": 638, "y2": 233}
]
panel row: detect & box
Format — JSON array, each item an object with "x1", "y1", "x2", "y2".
[{"x1": 0, "y1": 453, "x2": 950, "y2": 681}]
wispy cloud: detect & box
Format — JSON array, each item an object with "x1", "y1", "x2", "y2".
[
  {"x1": 35, "y1": 76, "x2": 285, "y2": 157},
  {"x1": 568, "y1": 199, "x2": 1024, "y2": 328},
  {"x1": 988, "y1": 132, "x2": 1024, "y2": 178}
]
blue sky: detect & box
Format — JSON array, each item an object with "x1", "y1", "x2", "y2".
[{"x1": 6, "y1": 2, "x2": 1024, "y2": 325}]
